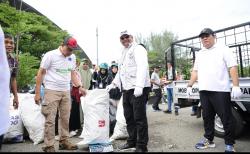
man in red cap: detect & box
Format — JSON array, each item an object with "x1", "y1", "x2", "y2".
[{"x1": 34, "y1": 36, "x2": 86, "y2": 152}]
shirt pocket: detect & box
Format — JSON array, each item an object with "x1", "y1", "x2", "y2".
[{"x1": 128, "y1": 66, "x2": 137, "y2": 78}]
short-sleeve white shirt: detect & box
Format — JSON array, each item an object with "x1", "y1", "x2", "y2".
[
  {"x1": 40, "y1": 48, "x2": 76, "y2": 91},
  {"x1": 193, "y1": 44, "x2": 237, "y2": 92},
  {"x1": 151, "y1": 72, "x2": 161, "y2": 89}
]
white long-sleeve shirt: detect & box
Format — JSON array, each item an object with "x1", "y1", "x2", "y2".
[
  {"x1": 0, "y1": 25, "x2": 11, "y2": 135},
  {"x1": 113, "y1": 42, "x2": 151, "y2": 90}
]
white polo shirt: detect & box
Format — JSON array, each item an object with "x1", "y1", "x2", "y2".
[
  {"x1": 40, "y1": 48, "x2": 76, "y2": 91},
  {"x1": 193, "y1": 44, "x2": 237, "y2": 92},
  {"x1": 151, "y1": 72, "x2": 161, "y2": 89}
]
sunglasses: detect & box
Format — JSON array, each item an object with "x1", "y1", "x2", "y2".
[{"x1": 120, "y1": 34, "x2": 130, "y2": 40}]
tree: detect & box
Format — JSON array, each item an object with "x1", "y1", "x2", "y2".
[
  {"x1": 0, "y1": 2, "x2": 68, "y2": 58},
  {"x1": 136, "y1": 30, "x2": 178, "y2": 77},
  {"x1": 16, "y1": 53, "x2": 40, "y2": 91},
  {"x1": 0, "y1": 2, "x2": 70, "y2": 89}
]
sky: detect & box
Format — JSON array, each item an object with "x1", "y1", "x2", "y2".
[{"x1": 23, "y1": 0, "x2": 250, "y2": 65}]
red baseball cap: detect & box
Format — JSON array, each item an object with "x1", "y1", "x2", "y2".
[{"x1": 63, "y1": 36, "x2": 78, "y2": 50}]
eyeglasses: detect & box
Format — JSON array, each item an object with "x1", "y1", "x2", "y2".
[
  {"x1": 120, "y1": 34, "x2": 130, "y2": 40},
  {"x1": 83, "y1": 63, "x2": 88, "y2": 65}
]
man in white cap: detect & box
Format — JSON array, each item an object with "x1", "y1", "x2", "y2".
[
  {"x1": 107, "y1": 30, "x2": 151, "y2": 152},
  {"x1": 187, "y1": 28, "x2": 241, "y2": 152},
  {"x1": 0, "y1": 26, "x2": 10, "y2": 151}
]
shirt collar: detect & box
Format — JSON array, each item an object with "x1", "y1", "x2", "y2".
[
  {"x1": 7, "y1": 53, "x2": 14, "y2": 59},
  {"x1": 56, "y1": 47, "x2": 71, "y2": 58},
  {"x1": 202, "y1": 43, "x2": 217, "y2": 51}
]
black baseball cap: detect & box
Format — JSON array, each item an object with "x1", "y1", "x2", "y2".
[{"x1": 199, "y1": 28, "x2": 215, "y2": 37}]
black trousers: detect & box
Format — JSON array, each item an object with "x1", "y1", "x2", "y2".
[
  {"x1": 69, "y1": 97, "x2": 81, "y2": 131},
  {"x1": 152, "y1": 88, "x2": 162, "y2": 110},
  {"x1": 123, "y1": 87, "x2": 150, "y2": 149},
  {"x1": 0, "y1": 134, "x2": 4, "y2": 150},
  {"x1": 200, "y1": 91, "x2": 235, "y2": 145}
]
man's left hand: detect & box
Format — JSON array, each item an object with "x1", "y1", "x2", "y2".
[
  {"x1": 231, "y1": 86, "x2": 242, "y2": 99},
  {"x1": 134, "y1": 87, "x2": 143, "y2": 97},
  {"x1": 13, "y1": 96, "x2": 19, "y2": 109},
  {"x1": 79, "y1": 87, "x2": 87, "y2": 97}
]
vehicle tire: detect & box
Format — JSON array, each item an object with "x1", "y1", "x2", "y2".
[{"x1": 214, "y1": 107, "x2": 245, "y2": 139}]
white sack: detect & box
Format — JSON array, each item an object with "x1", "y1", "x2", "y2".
[
  {"x1": 19, "y1": 93, "x2": 45, "y2": 145},
  {"x1": 78, "y1": 89, "x2": 109, "y2": 148}
]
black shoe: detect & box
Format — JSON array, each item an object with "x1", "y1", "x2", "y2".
[
  {"x1": 163, "y1": 110, "x2": 172, "y2": 114},
  {"x1": 135, "y1": 147, "x2": 148, "y2": 152},
  {"x1": 175, "y1": 111, "x2": 179, "y2": 116},
  {"x1": 191, "y1": 112, "x2": 197, "y2": 116},
  {"x1": 196, "y1": 107, "x2": 202, "y2": 118},
  {"x1": 118, "y1": 143, "x2": 136, "y2": 151}
]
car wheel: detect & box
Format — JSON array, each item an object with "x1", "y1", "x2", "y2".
[{"x1": 214, "y1": 107, "x2": 245, "y2": 139}]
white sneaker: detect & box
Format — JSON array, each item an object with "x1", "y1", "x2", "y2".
[
  {"x1": 78, "y1": 135, "x2": 84, "y2": 139},
  {"x1": 77, "y1": 140, "x2": 89, "y2": 150},
  {"x1": 69, "y1": 131, "x2": 77, "y2": 137},
  {"x1": 55, "y1": 135, "x2": 60, "y2": 141}
]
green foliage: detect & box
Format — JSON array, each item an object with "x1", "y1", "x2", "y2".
[
  {"x1": 16, "y1": 53, "x2": 40, "y2": 90},
  {"x1": 137, "y1": 30, "x2": 178, "y2": 76},
  {"x1": 175, "y1": 57, "x2": 192, "y2": 80},
  {"x1": 241, "y1": 65, "x2": 250, "y2": 77},
  {"x1": 0, "y1": 3, "x2": 68, "y2": 58},
  {"x1": 0, "y1": 2, "x2": 70, "y2": 89}
]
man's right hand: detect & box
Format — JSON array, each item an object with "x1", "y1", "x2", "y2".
[
  {"x1": 106, "y1": 83, "x2": 116, "y2": 92},
  {"x1": 34, "y1": 93, "x2": 41, "y2": 105}
]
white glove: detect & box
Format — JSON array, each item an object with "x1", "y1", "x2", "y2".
[
  {"x1": 187, "y1": 87, "x2": 192, "y2": 98},
  {"x1": 106, "y1": 83, "x2": 116, "y2": 92},
  {"x1": 231, "y1": 86, "x2": 242, "y2": 99},
  {"x1": 134, "y1": 87, "x2": 143, "y2": 97}
]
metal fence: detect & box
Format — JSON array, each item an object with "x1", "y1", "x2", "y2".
[{"x1": 166, "y1": 22, "x2": 250, "y2": 79}]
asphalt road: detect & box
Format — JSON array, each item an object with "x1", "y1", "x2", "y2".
[{"x1": 1, "y1": 104, "x2": 250, "y2": 152}]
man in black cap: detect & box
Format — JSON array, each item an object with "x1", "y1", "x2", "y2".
[{"x1": 187, "y1": 28, "x2": 241, "y2": 152}]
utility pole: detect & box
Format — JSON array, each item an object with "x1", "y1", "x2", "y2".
[
  {"x1": 16, "y1": 0, "x2": 23, "y2": 56},
  {"x1": 96, "y1": 27, "x2": 99, "y2": 66}
]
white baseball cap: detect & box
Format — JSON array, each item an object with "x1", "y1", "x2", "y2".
[{"x1": 120, "y1": 30, "x2": 132, "y2": 37}]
